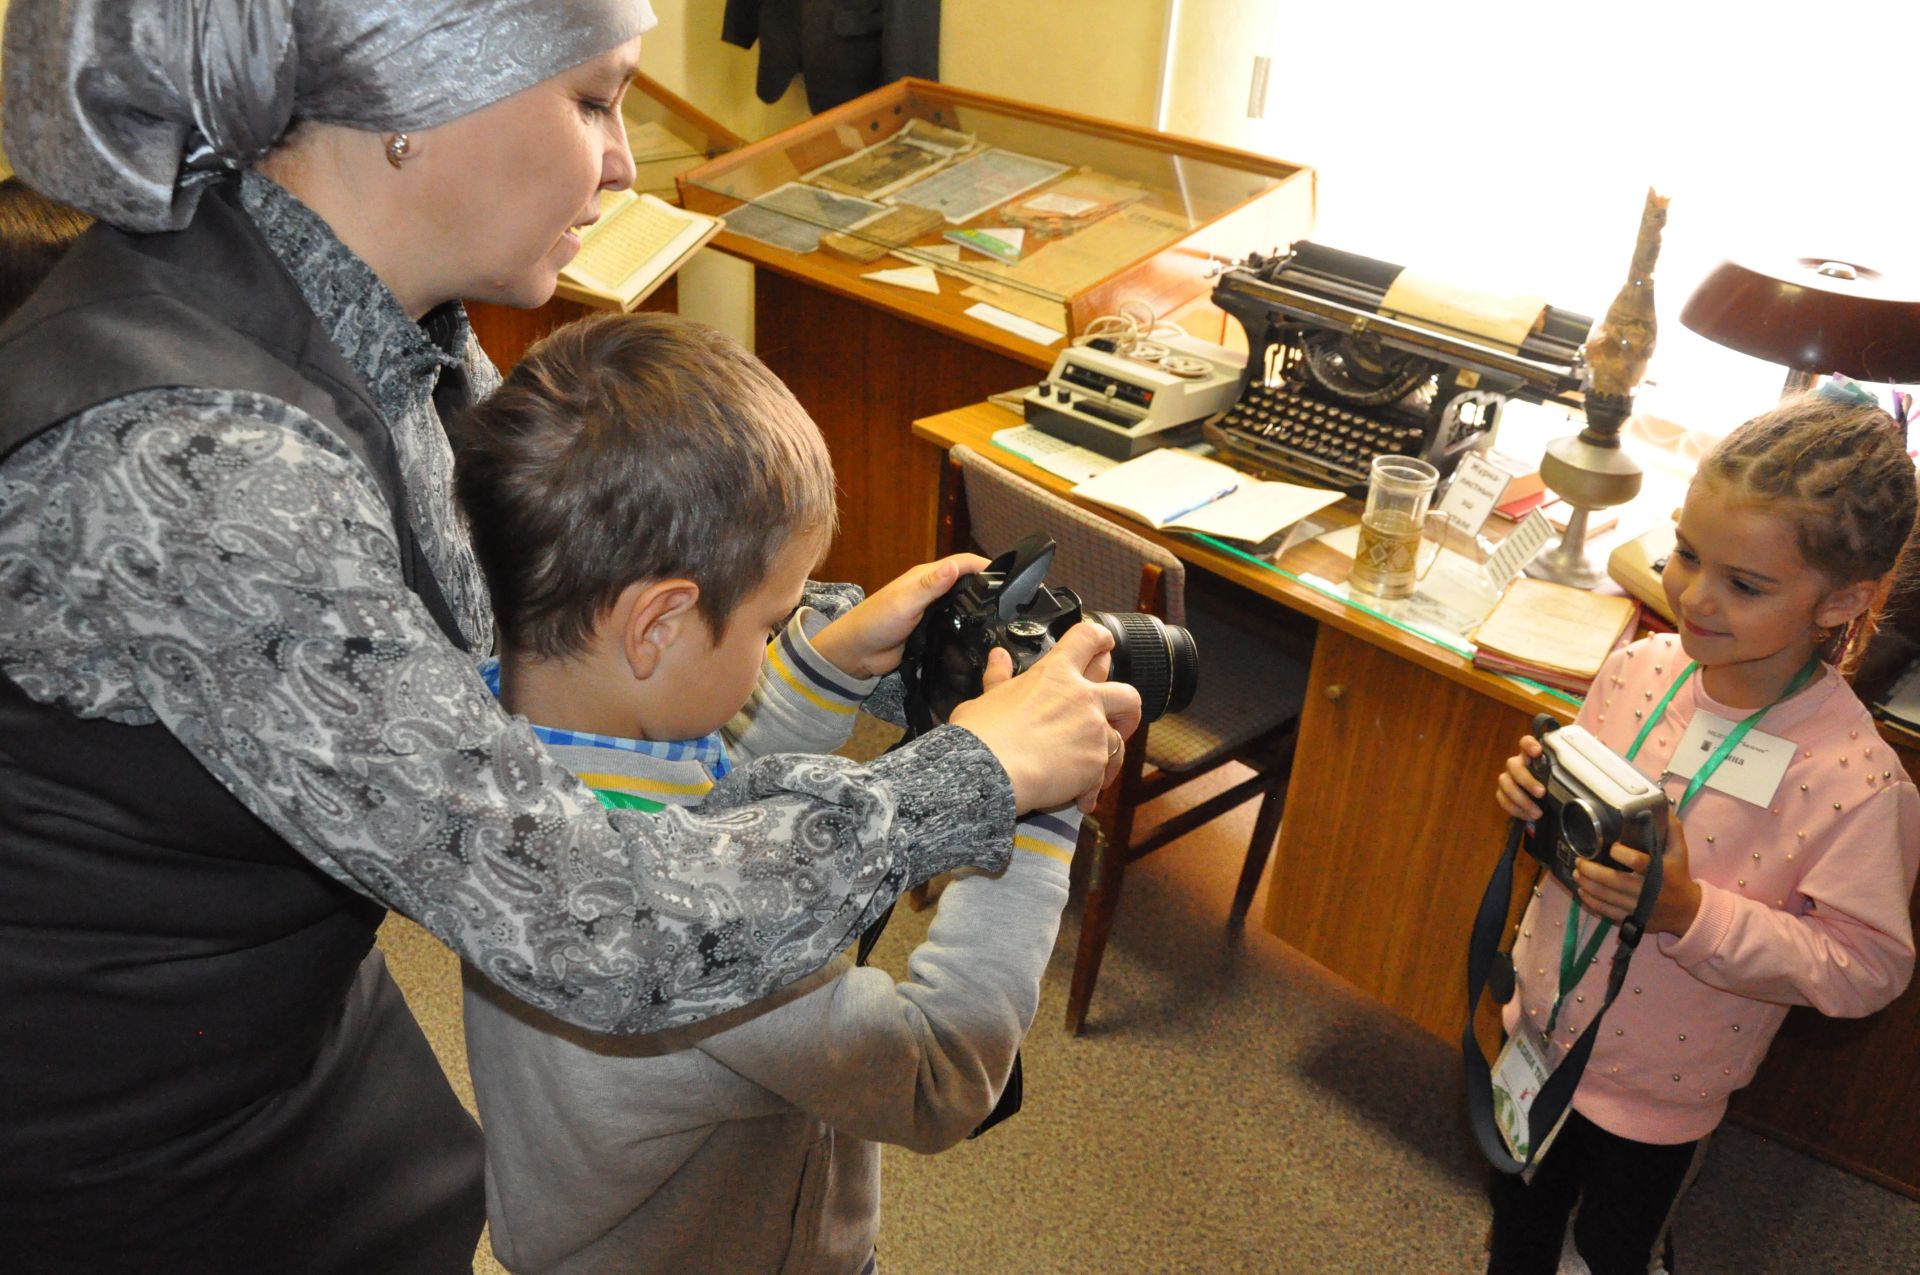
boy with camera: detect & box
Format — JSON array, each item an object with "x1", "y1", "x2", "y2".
[{"x1": 451, "y1": 311, "x2": 1115, "y2": 1275}]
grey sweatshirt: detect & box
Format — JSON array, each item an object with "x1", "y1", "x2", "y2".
[{"x1": 464, "y1": 611, "x2": 1080, "y2": 1274}]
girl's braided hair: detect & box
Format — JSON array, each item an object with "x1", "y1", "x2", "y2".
[{"x1": 1696, "y1": 390, "x2": 1918, "y2": 672}]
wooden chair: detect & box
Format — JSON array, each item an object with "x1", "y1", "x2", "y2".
[{"x1": 943, "y1": 445, "x2": 1310, "y2": 1034}]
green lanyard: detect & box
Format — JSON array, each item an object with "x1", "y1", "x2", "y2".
[{"x1": 1545, "y1": 656, "x2": 1821, "y2": 1031}]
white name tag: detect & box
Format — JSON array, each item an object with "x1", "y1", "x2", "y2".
[
  {"x1": 1491, "y1": 1023, "x2": 1571, "y2": 1174},
  {"x1": 1665, "y1": 711, "x2": 1796, "y2": 807}
]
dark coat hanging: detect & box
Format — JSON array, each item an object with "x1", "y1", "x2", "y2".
[{"x1": 722, "y1": 0, "x2": 941, "y2": 112}]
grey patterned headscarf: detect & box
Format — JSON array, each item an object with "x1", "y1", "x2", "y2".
[{"x1": 2, "y1": 0, "x2": 658, "y2": 232}]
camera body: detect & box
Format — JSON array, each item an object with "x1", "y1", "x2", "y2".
[
  {"x1": 900, "y1": 534, "x2": 1198, "y2": 732},
  {"x1": 1524, "y1": 714, "x2": 1668, "y2": 895}
]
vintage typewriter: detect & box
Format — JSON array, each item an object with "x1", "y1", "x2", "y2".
[{"x1": 1209, "y1": 243, "x2": 1592, "y2": 495}]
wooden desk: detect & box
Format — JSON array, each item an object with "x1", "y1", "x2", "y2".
[{"x1": 910, "y1": 401, "x2": 1920, "y2": 1198}]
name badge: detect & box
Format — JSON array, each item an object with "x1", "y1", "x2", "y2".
[
  {"x1": 1491, "y1": 1023, "x2": 1571, "y2": 1176},
  {"x1": 1665, "y1": 711, "x2": 1796, "y2": 807}
]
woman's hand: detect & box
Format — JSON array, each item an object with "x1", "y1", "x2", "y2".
[
  {"x1": 1496, "y1": 735, "x2": 1547, "y2": 822},
  {"x1": 1574, "y1": 814, "x2": 1702, "y2": 938},
  {"x1": 811, "y1": 553, "x2": 990, "y2": 680},
  {"x1": 949, "y1": 622, "x2": 1142, "y2": 813}
]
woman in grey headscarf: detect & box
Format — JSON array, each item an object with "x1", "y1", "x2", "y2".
[{"x1": 0, "y1": 2, "x2": 1133, "y2": 1269}]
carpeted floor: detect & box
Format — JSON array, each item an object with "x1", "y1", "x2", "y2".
[{"x1": 382, "y1": 741, "x2": 1920, "y2": 1274}]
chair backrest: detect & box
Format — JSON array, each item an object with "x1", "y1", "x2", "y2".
[{"x1": 952, "y1": 444, "x2": 1186, "y2": 626}]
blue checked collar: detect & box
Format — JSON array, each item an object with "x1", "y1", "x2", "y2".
[{"x1": 479, "y1": 659, "x2": 732, "y2": 780}]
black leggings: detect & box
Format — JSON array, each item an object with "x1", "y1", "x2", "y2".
[{"x1": 1486, "y1": 1109, "x2": 1699, "y2": 1275}]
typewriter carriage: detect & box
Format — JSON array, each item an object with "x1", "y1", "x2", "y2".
[{"x1": 1210, "y1": 245, "x2": 1592, "y2": 497}]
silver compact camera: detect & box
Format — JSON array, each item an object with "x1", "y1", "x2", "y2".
[{"x1": 1524, "y1": 714, "x2": 1669, "y2": 895}]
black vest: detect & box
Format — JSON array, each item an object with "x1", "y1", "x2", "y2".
[{"x1": 0, "y1": 180, "x2": 472, "y2": 1185}]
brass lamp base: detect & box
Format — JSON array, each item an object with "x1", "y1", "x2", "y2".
[{"x1": 1526, "y1": 392, "x2": 1642, "y2": 589}]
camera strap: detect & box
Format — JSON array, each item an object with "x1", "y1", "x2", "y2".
[
  {"x1": 1531, "y1": 662, "x2": 1699, "y2": 1034},
  {"x1": 1464, "y1": 811, "x2": 1664, "y2": 1174}
]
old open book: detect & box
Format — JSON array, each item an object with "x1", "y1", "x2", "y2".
[
  {"x1": 556, "y1": 189, "x2": 721, "y2": 311},
  {"x1": 1472, "y1": 577, "x2": 1638, "y2": 694}
]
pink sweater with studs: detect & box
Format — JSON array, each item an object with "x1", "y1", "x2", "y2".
[{"x1": 1504, "y1": 633, "x2": 1920, "y2": 1145}]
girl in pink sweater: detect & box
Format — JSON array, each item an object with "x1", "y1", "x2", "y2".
[{"x1": 1488, "y1": 390, "x2": 1920, "y2": 1275}]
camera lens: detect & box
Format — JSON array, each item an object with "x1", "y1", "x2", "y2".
[
  {"x1": 1087, "y1": 611, "x2": 1199, "y2": 722},
  {"x1": 1561, "y1": 799, "x2": 1605, "y2": 860}
]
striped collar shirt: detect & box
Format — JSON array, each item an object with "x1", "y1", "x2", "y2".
[{"x1": 479, "y1": 660, "x2": 730, "y2": 810}]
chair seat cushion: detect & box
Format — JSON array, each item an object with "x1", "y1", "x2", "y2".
[{"x1": 1143, "y1": 601, "x2": 1308, "y2": 774}]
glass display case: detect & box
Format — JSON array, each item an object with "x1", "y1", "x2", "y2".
[
  {"x1": 622, "y1": 73, "x2": 745, "y2": 206},
  {"x1": 678, "y1": 78, "x2": 1315, "y2": 346}
]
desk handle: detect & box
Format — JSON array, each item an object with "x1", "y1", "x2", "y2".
[{"x1": 1323, "y1": 684, "x2": 1346, "y2": 704}]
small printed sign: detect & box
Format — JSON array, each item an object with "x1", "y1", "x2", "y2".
[{"x1": 1436, "y1": 452, "x2": 1509, "y2": 538}]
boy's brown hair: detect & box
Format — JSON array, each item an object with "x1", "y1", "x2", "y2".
[
  {"x1": 1697, "y1": 389, "x2": 1918, "y2": 670},
  {"x1": 453, "y1": 312, "x2": 837, "y2": 659}
]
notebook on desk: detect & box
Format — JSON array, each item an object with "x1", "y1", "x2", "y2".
[
  {"x1": 1068, "y1": 448, "x2": 1342, "y2": 545},
  {"x1": 1471, "y1": 577, "x2": 1637, "y2": 694}
]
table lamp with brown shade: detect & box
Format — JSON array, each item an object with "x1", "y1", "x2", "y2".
[{"x1": 1679, "y1": 254, "x2": 1920, "y2": 395}]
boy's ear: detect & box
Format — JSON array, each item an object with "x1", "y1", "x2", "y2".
[
  {"x1": 1815, "y1": 578, "x2": 1877, "y2": 632},
  {"x1": 614, "y1": 578, "x2": 703, "y2": 679}
]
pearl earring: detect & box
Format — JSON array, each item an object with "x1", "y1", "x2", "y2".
[{"x1": 385, "y1": 133, "x2": 414, "y2": 168}]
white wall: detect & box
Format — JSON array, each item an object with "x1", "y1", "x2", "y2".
[
  {"x1": 1152, "y1": 0, "x2": 1920, "y2": 428},
  {"x1": 940, "y1": 0, "x2": 1169, "y2": 127},
  {"x1": 1159, "y1": 0, "x2": 1271, "y2": 149}
]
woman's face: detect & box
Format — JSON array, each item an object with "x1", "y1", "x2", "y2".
[{"x1": 413, "y1": 36, "x2": 643, "y2": 309}]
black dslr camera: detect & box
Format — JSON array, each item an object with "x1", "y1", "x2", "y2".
[
  {"x1": 899, "y1": 534, "x2": 1199, "y2": 734},
  {"x1": 1524, "y1": 714, "x2": 1669, "y2": 896}
]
